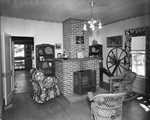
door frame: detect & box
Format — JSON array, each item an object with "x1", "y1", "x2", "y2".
[
  {"x1": 12, "y1": 37, "x2": 34, "y2": 71},
  {"x1": 0, "y1": 32, "x2": 4, "y2": 120},
  {"x1": 1, "y1": 33, "x2": 14, "y2": 106}
]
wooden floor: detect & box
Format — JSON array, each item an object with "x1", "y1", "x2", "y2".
[
  {"x1": 3, "y1": 70, "x2": 150, "y2": 120},
  {"x1": 14, "y1": 70, "x2": 33, "y2": 94}
]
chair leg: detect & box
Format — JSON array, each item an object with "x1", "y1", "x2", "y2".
[
  {"x1": 91, "y1": 109, "x2": 94, "y2": 120},
  {"x1": 110, "y1": 82, "x2": 113, "y2": 93}
]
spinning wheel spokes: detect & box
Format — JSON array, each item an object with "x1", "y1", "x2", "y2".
[{"x1": 106, "y1": 47, "x2": 130, "y2": 76}]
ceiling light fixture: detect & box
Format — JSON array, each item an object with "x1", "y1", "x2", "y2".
[{"x1": 84, "y1": 1, "x2": 102, "y2": 31}]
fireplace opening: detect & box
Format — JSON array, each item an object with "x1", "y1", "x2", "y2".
[{"x1": 73, "y1": 69, "x2": 96, "y2": 95}]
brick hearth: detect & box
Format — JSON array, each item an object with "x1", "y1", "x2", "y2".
[{"x1": 55, "y1": 58, "x2": 101, "y2": 94}]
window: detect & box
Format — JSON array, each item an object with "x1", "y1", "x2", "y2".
[
  {"x1": 14, "y1": 44, "x2": 25, "y2": 57},
  {"x1": 131, "y1": 36, "x2": 146, "y2": 76},
  {"x1": 14, "y1": 44, "x2": 25, "y2": 69},
  {"x1": 131, "y1": 51, "x2": 145, "y2": 76}
]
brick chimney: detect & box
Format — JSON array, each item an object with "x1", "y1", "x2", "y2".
[{"x1": 63, "y1": 18, "x2": 89, "y2": 58}]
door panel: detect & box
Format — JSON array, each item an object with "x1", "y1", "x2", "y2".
[
  {"x1": 1, "y1": 33, "x2": 13, "y2": 106},
  {"x1": 11, "y1": 41, "x2": 15, "y2": 91},
  {"x1": 25, "y1": 44, "x2": 33, "y2": 71}
]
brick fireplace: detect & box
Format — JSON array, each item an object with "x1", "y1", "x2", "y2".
[
  {"x1": 55, "y1": 18, "x2": 102, "y2": 95},
  {"x1": 74, "y1": 69, "x2": 96, "y2": 95},
  {"x1": 55, "y1": 58, "x2": 100, "y2": 94},
  {"x1": 63, "y1": 18, "x2": 89, "y2": 58}
]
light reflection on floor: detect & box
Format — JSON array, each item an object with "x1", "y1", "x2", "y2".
[{"x1": 137, "y1": 96, "x2": 150, "y2": 112}]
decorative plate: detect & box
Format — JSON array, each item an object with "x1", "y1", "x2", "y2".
[{"x1": 45, "y1": 47, "x2": 53, "y2": 54}]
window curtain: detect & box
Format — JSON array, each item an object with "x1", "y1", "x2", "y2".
[
  {"x1": 131, "y1": 36, "x2": 146, "y2": 50},
  {"x1": 125, "y1": 26, "x2": 150, "y2": 96}
]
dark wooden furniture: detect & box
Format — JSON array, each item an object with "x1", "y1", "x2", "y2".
[
  {"x1": 89, "y1": 44, "x2": 103, "y2": 84},
  {"x1": 36, "y1": 44, "x2": 55, "y2": 76},
  {"x1": 89, "y1": 44, "x2": 103, "y2": 58},
  {"x1": 73, "y1": 70, "x2": 96, "y2": 95},
  {"x1": 25, "y1": 44, "x2": 33, "y2": 71}
]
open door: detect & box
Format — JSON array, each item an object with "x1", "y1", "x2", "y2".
[{"x1": 1, "y1": 33, "x2": 14, "y2": 106}]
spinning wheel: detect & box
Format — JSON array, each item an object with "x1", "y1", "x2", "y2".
[
  {"x1": 106, "y1": 47, "x2": 130, "y2": 76},
  {"x1": 107, "y1": 48, "x2": 139, "y2": 101}
]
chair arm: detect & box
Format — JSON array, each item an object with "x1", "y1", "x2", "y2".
[
  {"x1": 109, "y1": 76, "x2": 123, "y2": 82},
  {"x1": 120, "y1": 81, "x2": 133, "y2": 84},
  {"x1": 95, "y1": 102, "x2": 123, "y2": 109},
  {"x1": 109, "y1": 76, "x2": 120, "y2": 80},
  {"x1": 88, "y1": 92, "x2": 94, "y2": 101},
  {"x1": 109, "y1": 71, "x2": 129, "y2": 81}
]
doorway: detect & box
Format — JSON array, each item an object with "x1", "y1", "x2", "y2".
[
  {"x1": 14, "y1": 44, "x2": 25, "y2": 69},
  {"x1": 12, "y1": 37, "x2": 34, "y2": 71},
  {"x1": 12, "y1": 37, "x2": 34, "y2": 93}
]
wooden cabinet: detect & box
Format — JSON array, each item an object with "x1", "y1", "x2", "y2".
[
  {"x1": 89, "y1": 44, "x2": 103, "y2": 58},
  {"x1": 36, "y1": 44, "x2": 55, "y2": 76},
  {"x1": 25, "y1": 44, "x2": 33, "y2": 71},
  {"x1": 73, "y1": 70, "x2": 96, "y2": 95},
  {"x1": 89, "y1": 44, "x2": 103, "y2": 84}
]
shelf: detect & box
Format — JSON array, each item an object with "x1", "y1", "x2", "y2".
[
  {"x1": 39, "y1": 60, "x2": 53, "y2": 62},
  {"x1": 36, "y1": 44, "x2": 55, "y2": 76}
]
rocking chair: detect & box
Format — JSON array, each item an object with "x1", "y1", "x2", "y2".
[{"x1": 109, "y1": 71, "x2": 137, "y2": 101}]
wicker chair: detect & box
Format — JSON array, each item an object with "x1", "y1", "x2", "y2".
[
  {"x1": 88, "y1": 92, "x2": 126, "y2": 120},
  {"x1": 109, "y1": 71, "x2": 137, "y2": 97}
]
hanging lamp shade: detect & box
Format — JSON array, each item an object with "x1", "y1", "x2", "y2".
[{"x1": 84, "y1": 1, "x2": 102, "y2": 31}]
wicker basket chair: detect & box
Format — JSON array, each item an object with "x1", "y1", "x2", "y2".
[
  {"x1": 88, "y1": 92, "x2": 126, "y2": 120},
  {"x1": 109, "y1": 71, "x2": 137, "y2": 98}
]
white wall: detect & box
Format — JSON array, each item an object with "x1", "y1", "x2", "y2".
[
  {"x1": 1, "y1": 15, "x2": 150, "y2": 95},
  {"x1": 87, "y1": 15, "x2": 150, "y2": 94},
  {"x1": 89, "y1": 14, "x2": 150, "y2": 95},
  {"x1": 97, "y1": 15, "x2": 150, "y2": 82},
  {"x1": 89, "y1": 29, "x2": 103, "y2": 45},
  {"x1": 1, "y1": 16, "x2": 63, "y2": 67}
]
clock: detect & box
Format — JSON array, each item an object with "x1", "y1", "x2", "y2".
[{"x1": 89, "y1": 44, "x2": 103, "y2": 58}]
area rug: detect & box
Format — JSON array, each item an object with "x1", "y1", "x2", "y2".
[{"x1": 64, "y1": 87, "x2": 109, "y2": 103}]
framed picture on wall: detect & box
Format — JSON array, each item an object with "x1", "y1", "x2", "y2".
[
  {"x1": 107, "y1": 35, "x2": 123, "y2": 48},
  {"x1": 55, "y1": 43, "x2": 61, "y2": 49},
  {"x1": 76, "y1": 51, "x2": 84, "y2": 58},
  {"x1": 76, "y1": 36, "x2": 84, "y2": 44},
  {"x1": 57, "y1": 53, "x2": 61, "y2": 58}
]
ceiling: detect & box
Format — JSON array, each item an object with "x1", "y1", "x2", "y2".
[{"x1": 0, "y1": 0, "x2": 150, "y2": 25}]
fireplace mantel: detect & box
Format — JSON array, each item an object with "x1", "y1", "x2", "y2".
[
  {"x1": 55, "y1": 57, "x2": 101, "y2": 94},
  {"x1": 55, "y1": 57, "x2": 102, "y2": 62}
]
